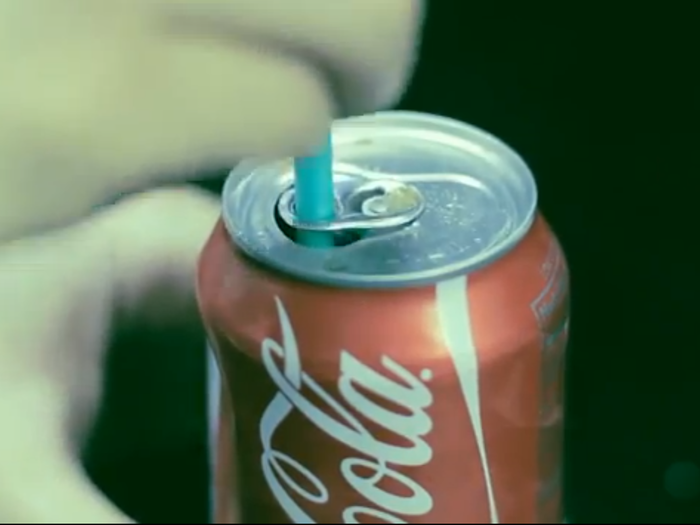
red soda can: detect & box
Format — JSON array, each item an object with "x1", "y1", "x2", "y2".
[{"x1": 198, "y1": 111, "x2": 569, "y2": 524}]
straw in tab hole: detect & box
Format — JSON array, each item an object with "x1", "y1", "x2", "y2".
[{"x1": 293, "y1": 133, "x2": 336, "y2": 247}]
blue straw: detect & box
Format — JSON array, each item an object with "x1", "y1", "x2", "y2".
[{"x1": 293, "y1": 134, "x2": 336, "y2": 247}]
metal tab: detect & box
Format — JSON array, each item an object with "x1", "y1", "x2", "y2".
[
  {"x1": 222, "y1": 111, "x2": 538, "y2": 288},
  {"x1": 277, "y1": 174, "x2": 425, "y2": 235}
]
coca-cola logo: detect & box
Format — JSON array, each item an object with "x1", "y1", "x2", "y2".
[{"x1": 259, "y1": 297, "x2": 435, "y2": 524}]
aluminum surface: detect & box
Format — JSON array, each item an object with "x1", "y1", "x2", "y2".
[{"x1": 222, "y1": 111, "x2": 538, "y2": 288}]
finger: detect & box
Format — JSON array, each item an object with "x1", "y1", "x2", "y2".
[
  {"x1": 0, "y1": 188, "x2": 220, "y2": 521},
  {"x1": 0, "y1": 341, "x2": 131, "y2": 522},
  {"x1": 91, "y1": 187, "x2": 220, "y2": 329},
  {"x1": 0, "y1": 28, "x2": 332, "y2": 242},
  {"x1": 2, "y1": 424, "x2": 132, "y2": 523},
  {"x1": 0, "y1": 187, "x2": 218, "y2": 404},
  {"x1": 82, "y1": 188, "x2": 221, "y2": 508},
  {"x1": 0, "y1": 187, "x2": 219, "y2": 384},
  {"x1": 99, "y1": 33, "x2": 335, "y2": 180},
  {"x1": 159, "y1": 0, "x2": 425, "y2": 114}
]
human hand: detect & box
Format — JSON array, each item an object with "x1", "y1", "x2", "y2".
[
  {"x1": 0, "y1": 0, "x2": 423, "y2": 242},
  {"x1": 0, "y1": 2, "x2": 424, "y2": 521}
]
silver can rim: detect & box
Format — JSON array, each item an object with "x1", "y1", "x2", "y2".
[{"x1": 220, "y1": 111, "x2": 538, "y2": 288}]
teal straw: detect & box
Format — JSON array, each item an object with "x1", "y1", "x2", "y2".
[{"x1": 293, "y1": 134, "x2": 336, "y2": 247}]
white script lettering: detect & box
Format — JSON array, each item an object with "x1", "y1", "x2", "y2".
[{"x1": 259, "y1": 297, "x2": 435, "y2": 523}]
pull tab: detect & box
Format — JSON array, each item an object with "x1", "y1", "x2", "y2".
[{"x1": 277, "y1": 179, "x2": 425, "y2": 234}]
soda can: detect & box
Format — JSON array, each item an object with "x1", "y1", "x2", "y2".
[{"x1": 197, "y1": 111, "x2": 570, "y2": 523}]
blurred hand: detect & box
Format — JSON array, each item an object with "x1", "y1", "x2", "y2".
[
  {"x1": 0, "y1": 1, "x2": 424, "y2": 522},
  {"x1": 0, "y1": 189, "x2": 219, "y2": 522},
  {"x1": 0, "y1": 0, "x2": 423, "y2": 242}
]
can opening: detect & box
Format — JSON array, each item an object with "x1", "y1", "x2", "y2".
[
  {"x1": 273, "y1": 203, "x2": 363, "y2": 247},
  {"x1": 274, "y1": 178, "x2": 426, "y2": 249}
]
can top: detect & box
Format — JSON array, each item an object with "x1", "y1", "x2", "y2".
[{"x1": 222, "y1": 111, "x2": 537, "y2": 288}]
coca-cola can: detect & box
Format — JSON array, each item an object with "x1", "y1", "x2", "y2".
[{"x1": 198, "y1": 111, "x2": 569, "y2": 524}]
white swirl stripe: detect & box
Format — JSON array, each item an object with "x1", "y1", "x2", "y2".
[
  {"x1": 436, "y1": 277, "x2": 499, "y2": 524},
  {"x1": 259, "y1": 297, "x2": 436, "y2": 523}
]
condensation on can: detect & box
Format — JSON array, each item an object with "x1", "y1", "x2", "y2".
[{"x1": 198, "y1": 111, "x2": 570, "y2": 524}]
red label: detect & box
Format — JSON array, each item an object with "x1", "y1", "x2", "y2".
[{"x1": 199, "y1": 217, "x2": 570, "y2": 524}]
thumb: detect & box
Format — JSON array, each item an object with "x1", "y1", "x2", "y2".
[{"x1": 0, "y1": 394, "x2": 132, "y2": 523}]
